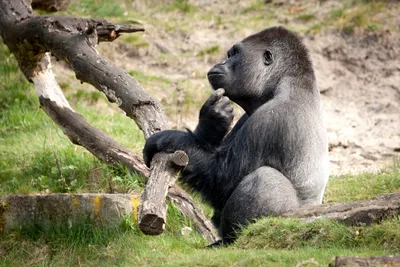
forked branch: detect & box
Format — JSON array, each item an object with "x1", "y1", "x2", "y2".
[{"x1": 0, "y1": 0, "x2": 217, "y2": 243}]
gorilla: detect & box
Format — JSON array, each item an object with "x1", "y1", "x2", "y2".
[{"x1": 143, "y1": 26, "x2": 329, "y2": 246}]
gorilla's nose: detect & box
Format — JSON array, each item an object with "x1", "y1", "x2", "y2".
[{"x1": 207, "y1": 66, "x2": 225, "y2": 77}]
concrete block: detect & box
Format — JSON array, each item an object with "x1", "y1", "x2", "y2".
[{"x1": 0, "y1": 194, "x2": 141, "y2": 232}]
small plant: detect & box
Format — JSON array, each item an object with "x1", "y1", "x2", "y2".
[
  {"x1": 307, "y1": 24, "x2": 322, "y2": 35},
  {"x1": 120, "y1": 214, "x2": 141, "y2": 233},
  {"x1": 122, "y1": 34, "x2": 149, "y2": 48},
  {"x1": 197, "y1": 45, "x2": 220, "y2": 57},
  {"x1": 59, "y1": 81, "x2": 71, "y2": 90},
  {"x1": 330, "y1": 8, "x2": 345, "y2": 19},
  {"x1": 164, "y1": 0, "x2": 197, "y2": 13},
  {"x1": 297, "y1": 13, "x2": 316, "y2": 22},
  {"x1": 107, "y1": 165, "x2": 145, "y2": 193},
  {"x1": 367, "y1": 23, "x2": 380, "y2": 31},
  {"x1": 242, "y1": 0, "x2": 264, "y2": 14}
]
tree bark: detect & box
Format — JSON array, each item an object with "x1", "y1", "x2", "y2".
[
  {"x1": 283, "y1": 192, "x2": 400, "y2": 226},
  {"x1": 138, "y1": 151, "x2": 188, "y2": 235}
]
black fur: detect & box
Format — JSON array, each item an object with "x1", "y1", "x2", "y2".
[{"x1": 143, "y1": 26, "x2": 329, "y2": 246}]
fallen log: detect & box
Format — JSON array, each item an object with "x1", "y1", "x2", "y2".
[
  {"x1": 139, "y1": 151, "x2": 189, "y2": 235},
  {"x1": 283, "y1": 192, "x2": 400, "y2": 226},
  {"x1": 332, "y1": 256, "x2": 400, "y2": 267}
]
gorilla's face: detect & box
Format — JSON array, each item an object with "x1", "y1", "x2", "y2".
[{"x1": 207, "y1": 34, "x2": 276, "y2": 110}]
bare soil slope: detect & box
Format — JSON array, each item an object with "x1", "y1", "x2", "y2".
[{"x1": 306, "y1": 31, "x2": 400, "y2": 174}]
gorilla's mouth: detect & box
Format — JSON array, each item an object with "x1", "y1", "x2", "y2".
[{"x1": 207, "y1": 71, "x2": 224, "y2": 77}]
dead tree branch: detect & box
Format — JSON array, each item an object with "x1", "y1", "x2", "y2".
[{"x1": 0, "y1": 0, "x2": 217, "y2": 242}]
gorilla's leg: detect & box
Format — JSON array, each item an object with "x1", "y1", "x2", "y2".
[{"x1": 219, "y1": 166, "x2": 300, "y2": 244}]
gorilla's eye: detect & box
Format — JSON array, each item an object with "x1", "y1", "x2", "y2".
[
  {"x1": 227, "y1": 46, "x2": 239, "y2": 58},
  {"x1": 264, "y1": 51, "x2": 273, "y2": 66}
]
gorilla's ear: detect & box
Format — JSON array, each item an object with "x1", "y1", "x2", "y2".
[{"x1": 264, "y1": 50, "x2": 273, "y2": 66}]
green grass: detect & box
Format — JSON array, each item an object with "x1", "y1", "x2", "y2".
[
  {"x1": 128, "y1": 70, "x2": 171, "y2": 85},
  {"x1": 1, "y1": 217, "x2": 398, "y2": 266},
  {"x1": 238, "y1": 216, "x2": 400, "y2": 252},
  {"x1": 68, "y1": 0, "x2": 125, "y2": 17},
  {"x1": 325, "y1": 164, "x2": 400, "y2": 203}
]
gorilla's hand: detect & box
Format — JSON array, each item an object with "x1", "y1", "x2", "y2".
[
  {"x1": 143, "y1": 130, "x2": 187, "y2": 167},
  {"x1": 194, "y1": 88, "x2": 234, "y2": 147}
]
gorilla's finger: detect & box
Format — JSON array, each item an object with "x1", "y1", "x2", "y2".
[
  {"x1": 214, "y1": 88, "x2": 225, "y2": 98},
  {"x1": 220, "y1": 96, "x2": 230, "y2": 104},
  {"x1": 206, "y1": 88, "x2": 225, "y2": 105}
]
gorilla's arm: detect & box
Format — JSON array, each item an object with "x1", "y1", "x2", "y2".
[
  {"x1": 193, "y1": 89, "x2": 233, "y2": 147},
  {"x1": 143, "y1": 130, "x2": 195, "y2": 167},
  {"x1": 143, "y1": 90, "x2": 234, "y2": 166},
  {"x1": 222, "y1": 113, "x2": 248, "y2": 143}
]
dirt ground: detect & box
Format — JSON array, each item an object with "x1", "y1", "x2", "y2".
[
  {"x1": 57, "y1": 0, "x2": 400, "y2": 176},
  {"x1": 305, "y1": 31, "x2": 400, "y2": 175}
]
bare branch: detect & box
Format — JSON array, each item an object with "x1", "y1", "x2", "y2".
[{"x1": 96, "y1": 23, "x2": 145, "y2": 42}]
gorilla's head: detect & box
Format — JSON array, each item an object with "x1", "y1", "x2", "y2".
[{"x1": 207, "y1": 26, "x2": 313, "y2": 114}]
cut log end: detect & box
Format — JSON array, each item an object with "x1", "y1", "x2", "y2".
[
  {"x1": 171, "y1": 150, "x2": 189, "y2": 167},
  {"x1": 139, "y1": 214, "x2": 166, "y2": 235}
]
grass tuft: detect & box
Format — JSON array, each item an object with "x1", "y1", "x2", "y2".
[
  {"x1": 164, "y1": 0, "x2": 197, "y2": 14},
  {"x1": 325, "y1": 164, "x2": 400, "y2": 203},
  {"x1": 237, "y1": 216, "x2": 400, "y2": 253}
]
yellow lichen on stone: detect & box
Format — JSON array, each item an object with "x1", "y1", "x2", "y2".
[
  {"x1": 72, "y1": 196, "x2": 79, "y2": 208},
  {"x1": 131, "y1": 196, "x2": 140, "y2": 221},
  {"x1": 93, "y1": 195, "x2": 102, "y2": 216}
]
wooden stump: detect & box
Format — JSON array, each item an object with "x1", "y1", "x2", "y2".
[{"x1": 138, "y1": 151, "x2": 189, "y2": 235}]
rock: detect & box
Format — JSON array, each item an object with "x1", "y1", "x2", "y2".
[{"x1": 0, "y1": 194, "x2": 140, "y2": 232}]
